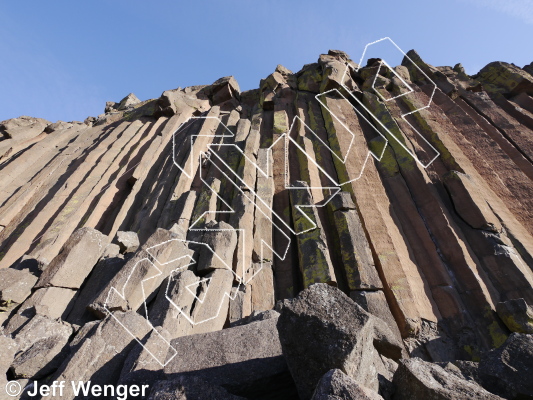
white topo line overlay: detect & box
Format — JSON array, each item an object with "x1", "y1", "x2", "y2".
[{"x1": 105, "y1": 37, "x2": 441, "y2": 365}]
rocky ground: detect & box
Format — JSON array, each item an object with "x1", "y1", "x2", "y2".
[{"x1": 1, "y1": 49, "x2": 533, "y2": 399}]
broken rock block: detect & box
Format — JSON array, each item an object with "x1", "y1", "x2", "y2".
[
  {"x1": 228, "y1": 285, "x2": 251, "y2": 325},
  {"x1": 66, "y1": 256, "x2": 126, "y2": 325},
  {"x1": 156, "y1": 86, "x2": 210, "y2": 117},
  {"x1": 350, "y1": 290, "x2": 405, "y2": 360},
  {"x1": 393, "y1": 358, "x2": 504, "y2": 400},
  {"x1": 50, "y1": 311, "x2": 152, "y2": 400},
  {"x1": 164, "y1": 316, "x2": 297, "y2": 399},
  {"x1": 297, "y1": 63, "x2": 323, "y2": 93},
  {"x1": 0, "y1": 335, "x2": 18, "y2": 389},
  {"x1": 7, "y1": 286, "x2": 77, "y2": 330},
  {"x1": 36, "y1": 227, "x2": 108, "y2": 290},
  {"x1": 188, "y1": 178, "x2": 221, "y2": 241},
  {"x1": 495, "y1": 298, "x2": 533, "y2": 334},
  {"x1": 118, "y1": 327, "x2": 173, "y2": 389},
  {"x1": 0, "y1": 115, "x2": 50, "y2": 141},
  {"x1": 88, "y1": 228, "x2": 194, "y2": 318},
  {"x1": 209, "y1": 76, "x2": 241, "y2": 109},
  {"x1": 10, "y1": 315, "x2": 72, "y2": 379},
  {"x1": 150, "y1": 267, "x2": 234, "y2": 336},
  {"x1": 10, "y1": 335, "x2": 69, "y2": 379},
  {"x1": 476, "y1": 61, "x2": 533, "y2": 95},
  {"x1": 147, "y1": 270, "x2": 199, "y2": 338},
  {"x1": 524, "y1": 62, "x2": 533, "y2": 76},
  {"x1": 196, "y1": 221, "x2": 237, "y2": 273},
  {"x1": 12, "y1": 314, "x2": 72, "y2": 354},
  {"x1": 116, "y1": 231, "x2": 140, "y2": 254},
  {"x1": 148, "y1": 376, "x2": 247, "y2": 400},
  {"x1": 312, "y1": 369, "x2": 384, "y2": 400},
  {"x1": 117, "y1": 93, "x2": 141, "y2": 111},
  {"x1": 479, "y1": 333, "x2": 533, "y2": 399},
  {"x1": 102, "y1": 243, "x2": 121, "y2": 259},
  {"x1": 277, "y1": 283, "x2": 378, "y2": 399},
  {"x1": 0, "y1": 268, "x2": 38, "y2": 308},
  {"x1": 188, "y1": 268, "x2": 235, "y2": 334},
  {"x1": 248, "y1": 263, "x2": 275, "y2": 313},
  {"x1": 319, "y1": 53, "x2": 352, "y2": 93}
]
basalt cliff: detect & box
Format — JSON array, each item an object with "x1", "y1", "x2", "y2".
[{"x1": 1, "y1": 49, "x2": 533, "y2": 399}]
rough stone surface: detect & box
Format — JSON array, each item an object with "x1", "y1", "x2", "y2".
[
  {"x1": 88, "y1": 228, "x2": 194, "y2": 318},
  {"x1": 196, "y1": 221, "x2": 237, "y2": 272},
  {"x1": 330, "y1": 192, "x2": 382, "y2": 290},
  {"x1": 277, "y1": 284, "x2": 378, "y2": 399},
  {"x1": 66, "y1": 256, "x2": 125, "y2": 325},
  {"x1": 312, "y1": 369, "x2": 384, "y2": 400},
  {"x1": 36, "y1": 227, "x2": 108, "y2": 290},
  {"x1": 50, "y1": 311, "x2": 152, "y2": 400},
  {"x1": 164, "y1": 316, "x2": 297, "y2": 399},
  {"x1": 9, "y1": 286, "x2": 77, "y2": 325},
  {"x1": 0, "y1": 116, "x2": 50, "y2": 140},
  {"x1": 148, "y1": 376, "x2": 247, "y2": 400},
  {"x1": 117, "y1": 93, "x2": 141, "y2": 110},
  {"x1": 477, "y1": 61, "x2": 533, "y2": 95},
  {"x1": 495, "y1": 298, "x2": 533, "y2": 334},
  {"x1": 350, "y1": 291, "x2": 405, "y2": 360},
  {"x1": 0, "y1": 268, "x2": 38, "y2": 306},
  {"x1": 0, "y1": 335, "x2": 18, "y2": 394},
  {"x1": 116, "y1": 231, "x2": 140, "y2": 253},
  {"x1": 7, "y1": 314, "x2": 72, "y2": 380},
  {"x1": 393, "y1": 358, "x2": 504, "y2": 400},
  {"x1": 479, "y1": 333, "x2": 533, "y2": 399},
  {"x1": 289, "y1": 182, "x2": 336, "y2": 288},
  {"x1": 10, "y1": 332, "x2": 70, "y2": 379}
]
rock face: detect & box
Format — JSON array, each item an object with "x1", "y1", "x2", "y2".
[
  {"x1": 393, "y1": 358, "x2": 504, "y2": 400},
  {"x1": 10, "y1": 315, "x2": 72, "y2": 379},
  {"x1": 35, "y1": 227, "x2": 107, "y2": 290},
  {"x1": 148, "y1": 376, "x2": 247, "y2": 400},
  {"x1": 163, "y1": 316, "x2": 297, "y2": 398},
  {"x1": 495, "y1": 298, "x2": 533, "y2": 334},
  {"x1": 479, "y1": 333, "x2": 533, "y2": 399},
  {"x1": 0, "y1": 268, "x2": 38, "y2": 307},
  {"x1": 115, "y1": 230, "x2": 140, "y2": 253},
  {"x1": 0, "y1": 47, "x2": 533, "y2": 399},
  {"x1": 277, "y1": 284, "x2": 383, "y2": 399},
  {"x1": 312, "y1": 369, "x2": 384, "y2": 400}
]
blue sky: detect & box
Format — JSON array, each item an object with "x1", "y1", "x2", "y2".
[{"x1": 0, "y1": 0, "x2": 532, "y2": 123}]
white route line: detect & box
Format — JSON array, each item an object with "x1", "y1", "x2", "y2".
[{"x1": 104, "y1": 37, "x2": 443, "y2": 365}]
